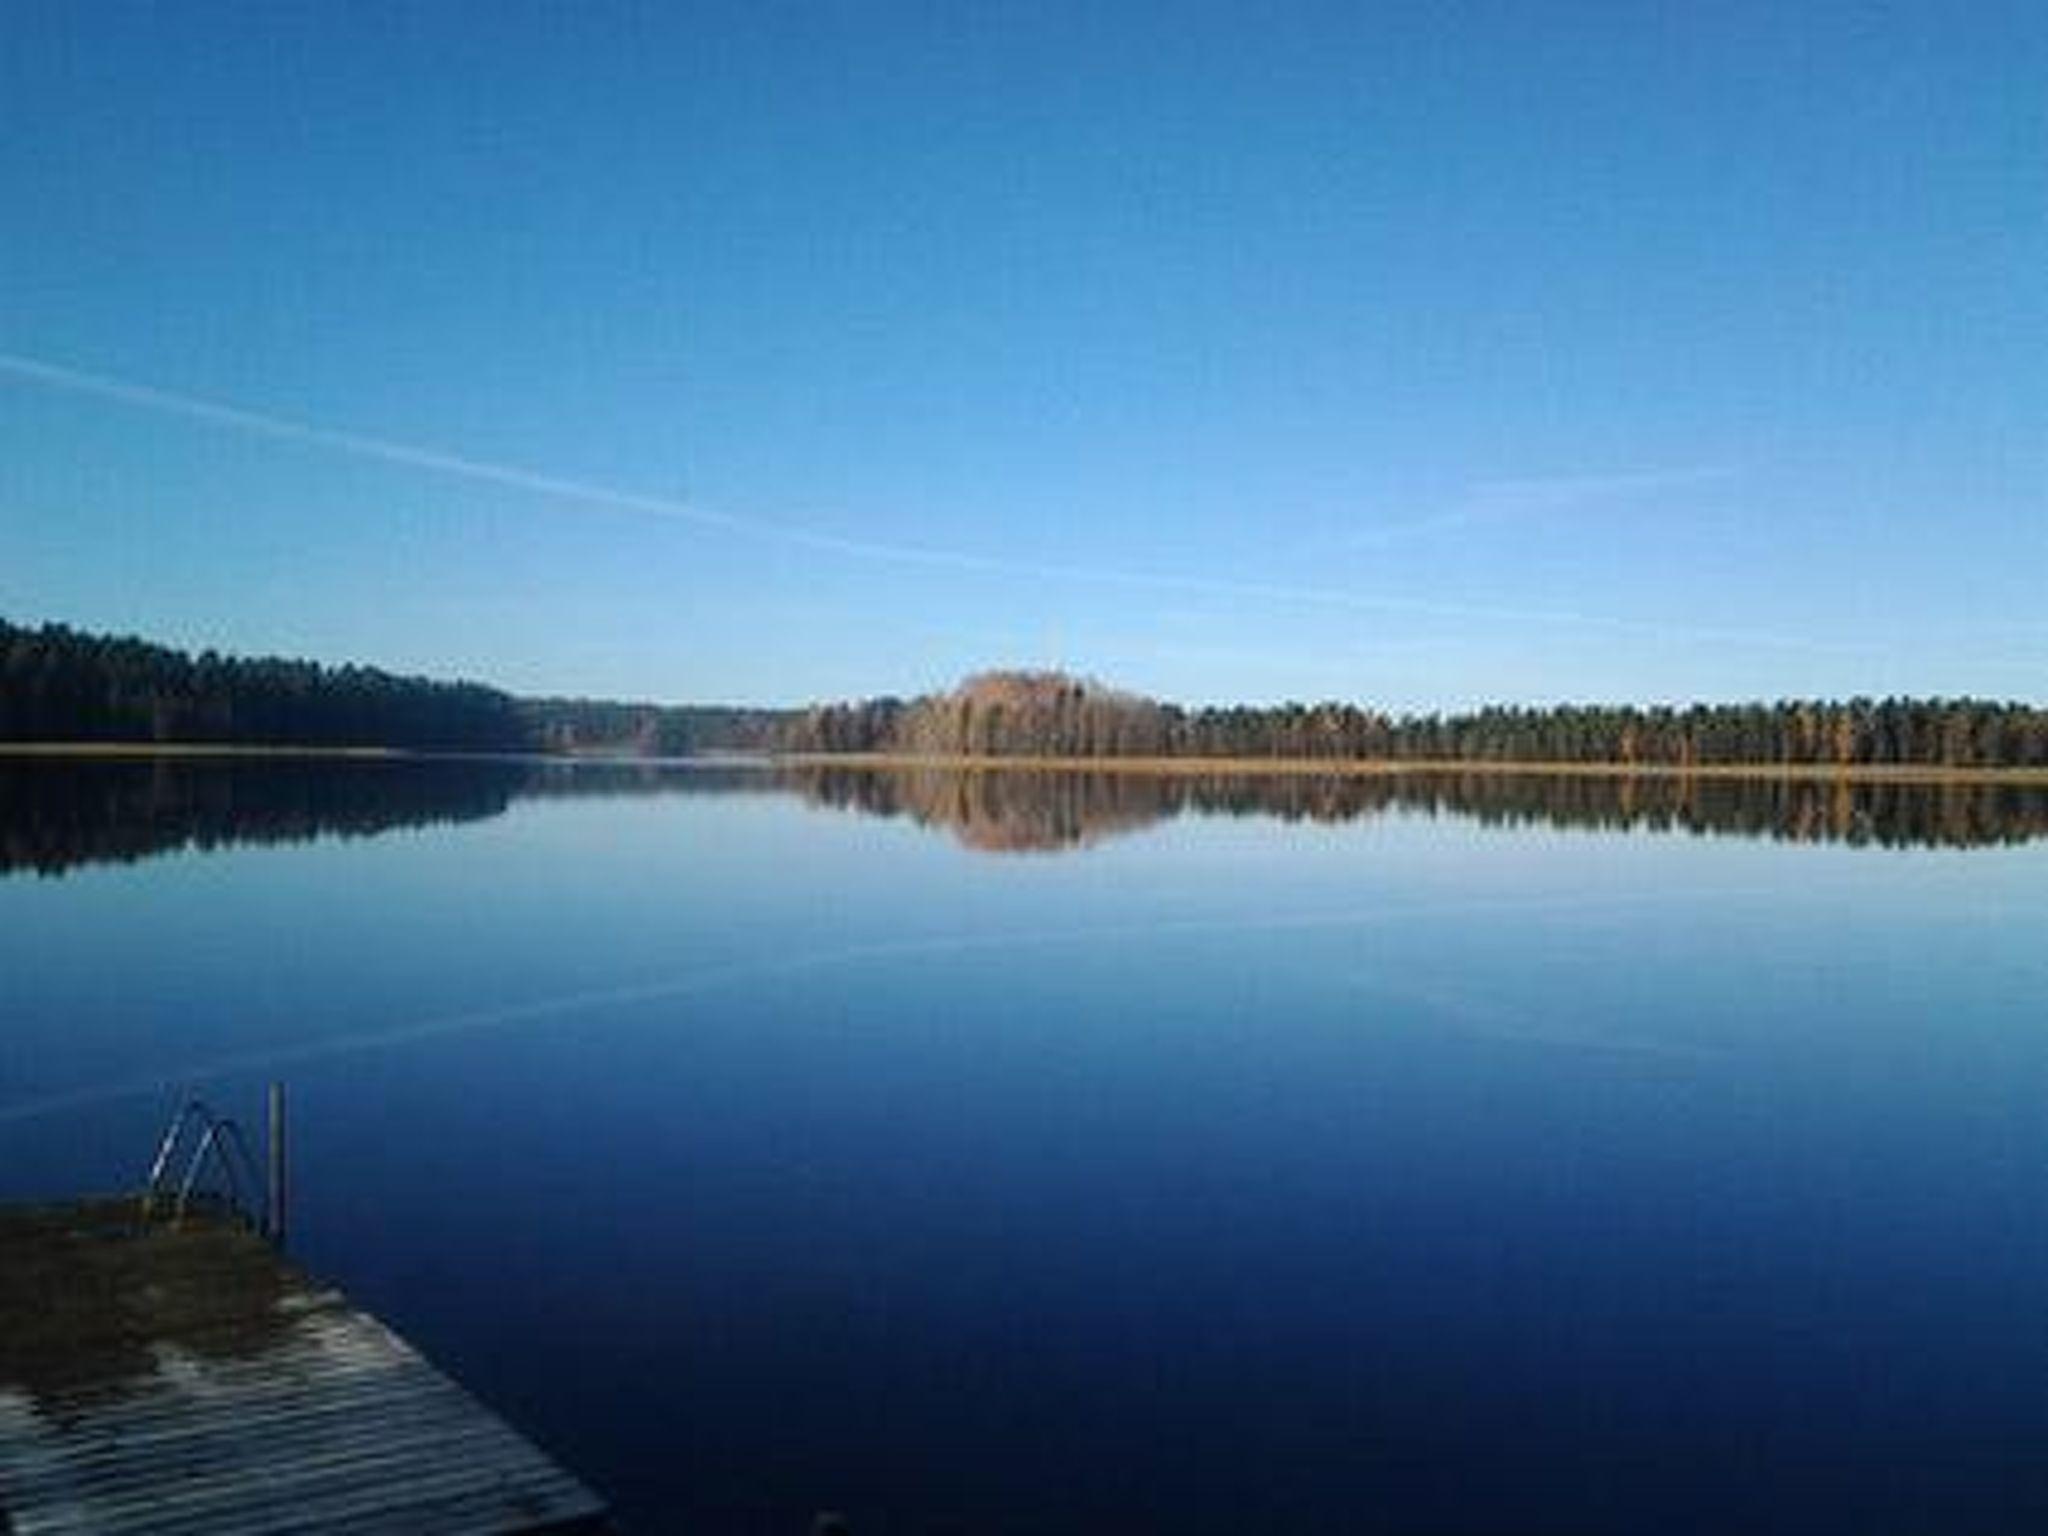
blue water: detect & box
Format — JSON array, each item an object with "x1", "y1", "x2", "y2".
[{"x1": 4, "y1": 761, "x2": 2047, "y2": 1532}]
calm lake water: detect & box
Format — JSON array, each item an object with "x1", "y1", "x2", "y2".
[{"x1": 5, "y1": 757, "x2": 2048, "y2": 1533}]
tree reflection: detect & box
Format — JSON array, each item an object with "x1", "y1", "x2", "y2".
[
  {"x1": 0, "y1": 757, "x2": 530, "y2": 877},
  {"x1": 3, "y1": 757, "x2": 2043, "y2": 877},
  {"x1": 787, "y1": 766, "x2": 2048, "y2": 854}
]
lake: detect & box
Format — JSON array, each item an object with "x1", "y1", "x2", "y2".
[{"x1": 4, "y1": 756, "x2": 2047, "y2": 1533}]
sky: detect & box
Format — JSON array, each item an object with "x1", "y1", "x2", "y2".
[{"x1": 1, "y1": 2, "x2": 2042, "y2": 710}]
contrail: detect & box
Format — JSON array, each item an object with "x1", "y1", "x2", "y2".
[
  {"x1": 0, "y1": 349, "x2": 1869, "y2": 655},
  {"x1": 0, "y1": 883, "x2": 1772, "y2": 1130},
  {"x1": 0, "y1": 350, "x2": 768, "y2": 538},
  {"x1": 1347, "y1": 465, "x2": 1736, "y2": 550}
]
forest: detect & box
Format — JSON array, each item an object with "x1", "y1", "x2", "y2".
[
  {"x1": 0, "y1": 618, "x2": 797, "y2": 754},
  {"x1": 784, "y1": 671, "x2": 2048, "y2": 769},
  {"x1": 519, "y1": 695, "x2": 788, "y2": 756},
  {"x1": 6, "y1": 620, "x2": 2045, "y2": 769},
  {"x1": 0, "y1": 618, "x2": 532, "y2": 750}
]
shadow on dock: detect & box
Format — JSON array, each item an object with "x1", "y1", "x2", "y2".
[{"x1": 0, "y1": 1199, "x2": 609, "y2": 1533}]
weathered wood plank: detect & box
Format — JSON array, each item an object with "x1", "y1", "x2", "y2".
[{"x1": 0, "y1": 1200, "x2": 609, "y2": 1534}]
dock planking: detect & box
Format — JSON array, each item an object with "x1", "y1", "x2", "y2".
[{"x1": 0, "y1": 1199, "x2": 609, "y2": 1534}]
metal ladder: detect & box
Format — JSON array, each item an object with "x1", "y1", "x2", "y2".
[{"x1": 141, "y1": 1083, "x2": 288, "y2": 1245}]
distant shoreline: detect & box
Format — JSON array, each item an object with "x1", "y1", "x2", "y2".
[
  {"x1": 0, "y1": 742, "x2": 412, "y2": 759},
  {"x1": 771, "y1": 752, "x2": 2048, "y2": 784},
  {"x1": 0, "y1": 743, "x2": 749, "y2": 765},
  {"x1": 7, "y1": 741, "x2": 2046, "y2": 784}
]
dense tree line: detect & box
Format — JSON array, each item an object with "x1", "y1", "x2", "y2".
[
  {"x1": 786, "y1": 674, "x2": 1171, "y2": 756},
  {"x1": 782, "y1": 671, "x2": 2048, "y2": 769},
  {"x1": 520, "y1": 697, "x2": 788, "y2": 756},
  {"x1": 0, "y1": 619, "x2": 533, "y2": 750},
  {"x1": 10, "y1": 622, "x2": 2044, "y2": 770}
]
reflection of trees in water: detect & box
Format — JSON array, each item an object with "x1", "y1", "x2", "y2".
[
  {"x1": 786, "y1": 767, "x2": 2048, "y2": 854},
  {"x1": 0, "y1": 757, "x2": 788, "y2": 878},
  {"x1": 511, "y1": 760, "x2": 780, "y2": 800},
  {"x1": 4, "y1": 758, "x2": 2045, "y2": 877},
  {"x1": 792, "y1": 766, "x2": 1169, "y2": 853},
  {"x1": 1367, "y1": 771, "x2": 2048, "y2": 849},
  {"x1": 0, "y1": 757, "x2": 531, "y2": 877}
]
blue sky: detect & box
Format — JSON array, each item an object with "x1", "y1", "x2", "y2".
[{"x1": 1, "y1": 2, "x2": 2041, "y2": 709}]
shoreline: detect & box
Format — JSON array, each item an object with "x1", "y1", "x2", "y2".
[
  {"x1": 771, "y1": 752, "x2": 2048, "y2": 784},
  {"x1": 7, "y1": 742, "x2": 2047, "y2": 784},
  {"x1": 0, "y1": 742, "x2": 412, "y2": 760}
]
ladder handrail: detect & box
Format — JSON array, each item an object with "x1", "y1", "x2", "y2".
[
  {"x1": 145, "y1": 1097, "x2": 218, "y2": 1199},
  {"x1": 144, "y1": 1096, "x2": 267, "y2": 1231}
]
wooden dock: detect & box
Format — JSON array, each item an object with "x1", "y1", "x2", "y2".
[{"x1": 0, "y1": 1199, "x2": 609, "y2": 1534}]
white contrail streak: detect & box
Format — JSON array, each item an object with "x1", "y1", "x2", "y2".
[
  {"x1": 1348, "y1": 465, "x2": 1735, "y2": 549},
  {"x1": 0, "y1": 349, "x2": 1868, "y2": 655},
  {"x1": 0, "y1": 350, "x2": 767, "y2": 537},
  {"x1": 0, "y1": 884, "x2": 1768, "y2": 1129}
]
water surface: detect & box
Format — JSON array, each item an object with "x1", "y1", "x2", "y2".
[{"x1": 3, "y1": 757, "x2": 2046, "y2": 1532}]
